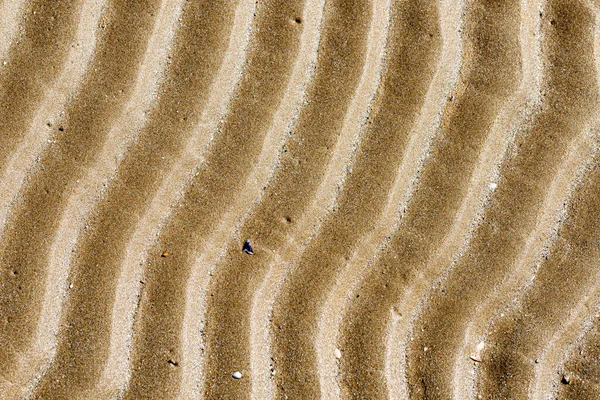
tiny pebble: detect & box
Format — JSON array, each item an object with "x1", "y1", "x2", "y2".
[
  {"x1": 334, "y1": 348, "x2": 342, "y2": 359},
  {"x1": 489, "y1": 182, "x2": 497, "y2": 190},
  {"x1": 161, "y1": 251, "x2": 169, "y2": 257},
  {"x1": 424, "y1": 347, "x2": 429, "y2": 352},
  {"x1": 242, "y1": 240, "x2": 254, "y2": 255},
  {"x1": 561, "y1": 374, "x2": 571, "y2": 385},
  {"x1": 232, "y1": 371, "x2": 242, "y2": 379},
  {"x1": 69, "y1": 284, "x2": 73, "y2": 289}
]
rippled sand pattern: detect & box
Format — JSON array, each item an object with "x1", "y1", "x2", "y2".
[{"x1": 1, "y1": 0, "x2": 600, "y2": 399}]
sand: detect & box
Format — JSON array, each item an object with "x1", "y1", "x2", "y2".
[{"x1": 1, "y1": 0, "x2": 600, "y2": 399}]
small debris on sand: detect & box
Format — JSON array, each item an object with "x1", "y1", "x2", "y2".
[
  {"x1": 561, "y1": 374, "x2": 571, "y2": 385},
  {"x1": 242, "y1": 240, "x2": 254, "y2": 255},
  {"x1": 470, "y1": 341, "x2": 484, "y2": 362},
  {"x1": 232, "y1": 371, "x2": 243, "y2": 379},
  {"x1": 489, "y1": 182, "x2": 497, "y2": 190},
  {"x1": 161, "y1": 251, "x2": 169, "y2": 257},
  {"x1": 334, "y1": 348, "x2": 342, "y2": 359}
]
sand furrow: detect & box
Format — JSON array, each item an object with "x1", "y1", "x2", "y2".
[
  {"x1": 263, "y1": 0, "x2": 441, "y2": 399},
  {"x1": 2, "y1": 0, "x2": 600, "y2": 397},
  {"x1": 193, "y1": 1, "x2": 327, "y2": 398},
  {"x1": 336, "y1": 0, "x2": 522, "y2": 398},
  {"x1": 33, "y1": 0, "x2": 186, "y2": 398},
  {"x1": 556, "y1": 304, "x2": 600, "y2": 399},
  {"x1": 0, "y1": 1, "x2": 165, "y2": 397},
  {"x1": 94, "y1": 0, "x2": 255, "y2": 397},
  {"x1": 533, "y1": 287, "x2": 600, "y2": 400},
  {"x1": 0, "y1": 0, "x2": 83, "y2": 176},
  {"x1": 28, "y1": 0, "x2": 240, "y2": 398},
  {"x1": 475, "y1": 129, "x2": 600, "y2": 399},
  {"x1": 406, "y1": 0, "x2": 598, "y2": 398},
  {"x1": 0, "y1": 0, "x2": 27, "y2": 62},
  {"x1": 385, "y1": 0, "x2": 544, "y2": 395},
  {"x1": 120, "y1": 1, "x2": 307, "y2": 398},
  {"x1": 193, "y1": 1, "x2": 373, "y2": 398},
  {"x1": 319, "y1": 0, "x2": 464, "y2": 398},
  {"x1": 0, "y1": 0, "x2": 106, "y2": 396},
  {"x1": 440, "y1": 1, "x2": 543, "y2": 394},
  {"x1": 248, "y1": 0, "x2": 390, "y2": 394},
  {"x1": 0, "y1": 0, "x2": 104, "y2": 232},
  {"x1": 463, "y1": 129, "x2": 598, "y2": 400}
]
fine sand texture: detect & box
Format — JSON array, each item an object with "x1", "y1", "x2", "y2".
[{"x1": 2, "y1": 0, "x2": 600, "y2": 399}]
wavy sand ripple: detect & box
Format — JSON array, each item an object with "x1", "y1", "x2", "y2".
[{"x1": 2, "y1": 0, "x2": 600, "y2": 399}]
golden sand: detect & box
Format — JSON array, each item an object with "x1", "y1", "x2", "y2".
[{"x1": 1, "y1": 0, "x2": 600, "y2": 399}]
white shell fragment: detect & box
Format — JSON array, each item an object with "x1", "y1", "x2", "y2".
[
  {"x1": 232, "y1": 371, "x2": 243, "y2": 379},
  {"x1": 334, "y1": 348, "x2": 342, "y2": 359},
  {"x1": 470, "y1": 341, "x2": 485, "y2": 362}
]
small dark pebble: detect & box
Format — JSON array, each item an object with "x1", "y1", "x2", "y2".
[
  {"x1": 242, "y1": 239, "x2": 254, "y2": 255},
  {"x1": 561, "y1": 375, "x2": 570, "y2": 385},
  {"x1": 168, "y1": 359, "x2": 179, "y2": 366}
]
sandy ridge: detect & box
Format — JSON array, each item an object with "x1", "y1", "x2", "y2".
[
  {"x1": 248, "y1": 0, "x2": 391, "y2": 397},
  {"x1": 0, "y1": 0, "x2": 105, "y2": 396},
  {"x1": 443, "y1": 0, "x2": 545, "y2": 395},
  {"x1": 121, "y1": 1, "x2": 307, "y2": 398},
  {"x1": 338, "y1": 0, "x2": 523, "y2": 398},
  {"x1": 102, "y1": 0, "x2": 257, "y2": 397},
  {"x1": 0, "y1": 0, "x2": 27, "y2": 62},
  {"x1": 407, "y1": 0, "x2": 598, "y2": 398},
  {"x1": 477, "y1": 138, "x2": 600, "y2": 399},
  {"x1": 385, "y1": 0, "x2": 543, "y2": 394},
  {"x1": 196, "y1": 0, "x2": 376, "y2": 393},
  {"x1": 259, "y1": 0, "x2": 441, "y2": 398},
  {"x1": 475, "y1": 124, "x2": 600, "y2": 399},
  {"x1": 42, "y1": 0, "x2": 187, "y2": 397},
  {"x1": 25, "y1": 0, "x2": 169, "y2": 396},
  {"x1": 476, "y1": 19, "x2": 600, "y2": 394},
  {"x1": 0, "y1": 0, "x2": 82, "y2": 175},
  {"x1": 0, "y1": 2, "x2": 163, "y2": 394},
  {"x1": 531, "y1": 12, "x2": 600, "y2": 396},
  {"x1": 52, "y1": 0, "x2": 243, "y2": 397},
  {"x1": 2, "y1": 0, "x2": 600, "y2": 398},
  {"x1": 556, "y1": 287, "x2": 600, "y2": 399}
]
